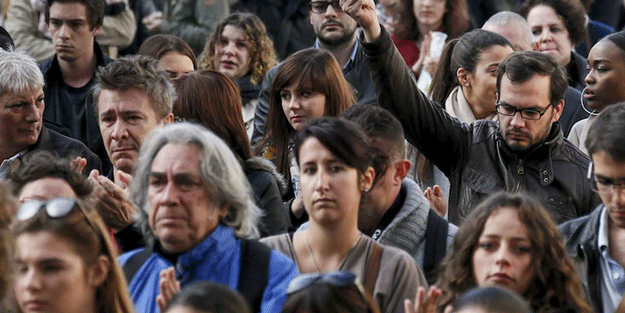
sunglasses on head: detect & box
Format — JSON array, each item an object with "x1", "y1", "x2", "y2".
[
  {"x1": 17, "y1": 198, "x2": 98, "y2": 232},
  {"x1": 286, "y1": 271, "x2": 360, "y2": 294}
]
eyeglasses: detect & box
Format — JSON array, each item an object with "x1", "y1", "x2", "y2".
[
  {"x1": 310, "y1": 1, "x2": 342, "y2": 14},
  {"x1": 17, "y1": 198, "x2": 98, "y2": 232},
  {"x1": 587, "y1": 162, "x2": 625, "y2": 195},
  {"x1": 495, "y1": 102, "x2": 553, "y2": 120},
  {"x1": 286, "y1": 271, "x2": 361, "y2": 294}
]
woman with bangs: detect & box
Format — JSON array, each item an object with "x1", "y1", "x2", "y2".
[
  {"x1": 255, "y1": 48, "x2": 355, "y2": 228},
  {"x1": 11, "y1": 198, "x2": 135, "y2": 313}
]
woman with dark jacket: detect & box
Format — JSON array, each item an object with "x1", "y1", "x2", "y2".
[{"x1": 172, "y1": 70, "x2": 288, "y2": 237}]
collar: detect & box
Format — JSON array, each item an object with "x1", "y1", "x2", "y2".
[
  {"x1": 445, "y1": 86, "x2": 497, "y2": 123},
  {"x1": 0, "y1": 150, "x2": 26, "y2": 178},
  {"x1": 496, "y1": 122, "x2": 563, "y2": 159},
  {"x1": 313, "y1": 37, "x2": 360, "y2": 71},
  {"x1": 42, "y1": 42, "x2": 110, "y2": 77},
  {"x1": 369, "y1": 183, "x2": 406, "y2": 240},
  {"x1": 599, "y1": 206, "x2": 610, "y2": 252}
]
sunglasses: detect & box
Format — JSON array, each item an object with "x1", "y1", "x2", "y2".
[
  {"x1": 286, "y1": 271, "x2": 361, "y2": 294},
  {"x1": 17, "y1": 198, "x2": 98, "y2": 232}
]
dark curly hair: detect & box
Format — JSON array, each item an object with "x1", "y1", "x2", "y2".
[
  {"x1": 435, "y1": 192, "x2": 592, "y2": 313},
  {"x1": 519, "y1": 0, "x2": 588, "y2": 46}
]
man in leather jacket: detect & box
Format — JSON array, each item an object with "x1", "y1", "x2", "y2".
[
  {"x1": 342, "y1": 0, "x2": 599, "y2": 224},
  {"x1": 561, "y1": 103, "x2": 625, "y2": 312}
]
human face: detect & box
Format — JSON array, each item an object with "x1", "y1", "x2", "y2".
[
  {"x1": 379, "y1": 0, "x2": 409, "y2": 38},
  {"x1": 165, "y1": 306, "x2": 204, "y2": 313},
  {"x1": 526, "y1": 5, "x2": 573, "y2": 66},
  {"x1": 15, "y1": 231, "x2": 99, "y2": 313},
  {"x1": 463, "y1": 45, "x2": 514, "y2": 116},
  {"x1": 0, "y1": 88, "x2": 44, "y2": 157},
  {"x1": 280, "y1": 77, "x2": 326, "y2": 131},
  {"x1": 413, "y1": 0, "x2": 446, "y2": 31},
  {"x1": 48, "y1": 2, "x2": 101, "y2": 63},
  {"x1": 591, "y1": 150, "x2": 625, "y2": 229},
  {"x1": 97, "y1": 88, "x2": 171, "y2": 174},
  {"x1": 583, "y1": 40, "x2": 625, "y2": 111},
  {"x1": 158, "y1": 51, "x2": 195, "y2": 80},
  {"x1": 148, "y1": 143, "x2": 229, "y2": 254},
  {"x1": 309, "y1": 1, "x2": 358, "y2": 48},
  {"x1": 299, "y1": 138, "x2": 371, "y2": 226},
  {"x1": 18, "y1": 178, "x2": 77, "y2": 202},
  {"x1": 482, "y1": 22, "x2": 534, "y2": 52},
  {"x1": 214, "y1": 25, "x2": 252, "y2": 80},
  {"x1": 498, "y1": 74, "x2": 562, "y2": 152},
  {"x1": 472, "y1": 207, "x2": 534, "y2": 294}
]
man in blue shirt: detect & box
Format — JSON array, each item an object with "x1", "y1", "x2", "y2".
[{"x1": 119, "y1": 122, "x2": 297, "y2": 313}]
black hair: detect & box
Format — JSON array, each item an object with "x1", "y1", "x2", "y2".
[
  {"x1": 586, "y1": 102, "x2": 625, "y2": 160},
  {"x1": 164, "y1": 281, "x2": 252, "y2": 313}
]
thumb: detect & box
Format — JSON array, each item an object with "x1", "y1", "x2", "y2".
[{"x1": 89, "y1": 169, "x2": 100, "y2": 180}]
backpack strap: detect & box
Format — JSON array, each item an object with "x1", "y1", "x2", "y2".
[
  {"x1": 122, "y1": 248, "x2": 152, "y2": 284},
  {"x1": 238, "y1": 239, "x2": 272, "y2": 313},
  {"x1": 363, "y1": 241, "x2": 383, "y2": 297},
  {"x1": 423, "y1": 209, "x2": 449, "y2": 285}
]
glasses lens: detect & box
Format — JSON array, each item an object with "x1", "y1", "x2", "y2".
[
  {"x1": 46, "y1": 198, "x2": 77, "y2": 218},
  {"x1": 17, "y1": 200, "x2": 44, "y2": 221},
  {"x1": 311, "y1": 2, "x2": 329, "y2": 13},
  {"x1": 521, "y1": 110, "x2": 541, "y2": 120}
]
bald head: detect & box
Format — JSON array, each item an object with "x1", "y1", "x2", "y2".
[{"x1": 483, "y1": 11, "x2": 537, "y2": 52}]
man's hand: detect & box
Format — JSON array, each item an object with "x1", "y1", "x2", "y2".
[
  {"x1": 89, "y1": 169, "x2": 136, "y2": 232},
  {"x1": 142, "y1": 11, "x2": 164, "y2": 32},
  {"x1": 156, "y1": 267, "x2": 181, "y2": 312},
  {"x1": 70, "y1": 156, "x2": 88, "y2": 174},
  {"x1": 340, "y1": 0, "x2": 381, "y2": 42}
]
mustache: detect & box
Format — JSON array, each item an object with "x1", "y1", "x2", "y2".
[
  {"x1": 321, "y1": 19, "x2": 344, "y2": 27},
  {"x1": 505, "y1": 127, "x2": 530, "y2": 138}
]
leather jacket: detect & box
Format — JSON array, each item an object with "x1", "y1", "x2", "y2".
[
  {"x1": 360, "y1": 26, "x2": 600, "y2": 224},
  {"x1": 560, "y1": 205, "x2": 604, "y2": 312}
]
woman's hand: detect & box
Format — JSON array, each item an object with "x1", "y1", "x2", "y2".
[
  {"x1": 412, "y1": 32, "x2": 432, "y2": 76},
  {"x1": 156, "y1": 267, "x2": 181, "y2": 312},
  {"x1": 404, "y1": 286, "x2": 442, "y2": 313}
]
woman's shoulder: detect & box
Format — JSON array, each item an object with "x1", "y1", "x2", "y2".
[{"x1": 260, "y1": 233, "x2": 294, "y2": 256}]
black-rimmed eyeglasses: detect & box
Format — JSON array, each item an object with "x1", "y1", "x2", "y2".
[
  {"x1": 310, "y1": 0, "x2": 342, "y2": 14},
  {"x1": 495, "y1": 102, "x2": 553, "y2": 120},
  {"x1": 587, "y1": 162, "x2": 625, "y2": 195}
]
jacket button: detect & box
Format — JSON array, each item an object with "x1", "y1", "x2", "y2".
[
  {"x1": 542, "y1": 170, "x2": 548, "y2": 175},
  {"x1": 543, "y1": 178, "x2": 549, "y2": 183}
]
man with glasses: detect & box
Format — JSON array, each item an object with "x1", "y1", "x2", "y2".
[
  {"x1": 251, "y1": 0, "x2": 377, "y2": 146},
  {"x1": 561, "y1": 103, "x2": 625, "y2": 312},
  {"x1": 341, "y1": 0, "x2": 599, "y2": 224}
]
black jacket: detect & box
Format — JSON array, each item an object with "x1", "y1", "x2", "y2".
[
  {"x1": 24, "y1": 126, "x2": 102, "y2": 175},
  {"x1": 361, "y1": 26, "x2": 600, "y2": 224},
  {"x1": 560, "y1": 205, "x2": 604, "y2": 312},
  {"x1": 39, "y1": 43, "x2": 113, "y2": 174}
]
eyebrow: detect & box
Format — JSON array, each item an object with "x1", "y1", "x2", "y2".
[{"x1": 480, "y1": 234, "x2": 530, "y2": 242}]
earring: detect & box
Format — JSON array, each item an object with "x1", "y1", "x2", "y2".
[
  {"x1": 465, "y1": 83, "x2": 470, "y2": 87},
  {"x1": 363, "y1": 188, "x2": 369, "y2": 193}
]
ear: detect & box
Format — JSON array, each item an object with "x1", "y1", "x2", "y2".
[
  {"x1": 92, "y1": 25, "x2": 102, "y2": 37},
  {"x1": 456, "y1": 68, "x2": 469, "y2": 87},
  {"x1": 394, "y1": 159, "x2": 412, "y2": 183},
  {"x1": 217, "y1": 203, "x2": 230, "y2": 220},
  {"x1": 161, "y1": 113, "x2": 175, "y2": 125},
  {"x1": 361, "y1": 167, "x2": 375, "y2": 192},
  {"x1": 551, "y1": 99, "x2": 564, "y2": 122},
  {"x1": 87, "y1": 255, "x2": 110, "y2": 288}
]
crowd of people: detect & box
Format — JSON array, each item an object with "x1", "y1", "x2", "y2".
[{"x1": 1, "y1": 0, "x2": 625, "y2": 312}]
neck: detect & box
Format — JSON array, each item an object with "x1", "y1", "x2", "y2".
[
  {"x1": 58, "y1": 51, "x2": 97, "y2": 88},
  {"x1": 0, "y1": 145, "x2": 22, "y2": 162},
  {"x1": 306, "y1": 222, "x2": 360, "y2": 261},
  {"x1": 359, "y1": 189, "x2": 401, "y2": 234},
  {"x1": 608, "y1": 217, "x2": 625, "y2": 268},
  {"x1": 418, "y1": 21, "x2": 442, "y2": 38},
  {"x1": 318, "y1": 36, "x2": 357, "y2": 68},
  {"x1": 462, "y1": 87, "x2": 494, "y2": 120}
]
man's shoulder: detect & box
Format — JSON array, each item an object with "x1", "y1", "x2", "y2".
[
  {"x1": 560, "y1": 205, "x2": 602, "y2": 243},
  {"x1": 38, "y1": 56, "x2": 57, "y2": 75}
]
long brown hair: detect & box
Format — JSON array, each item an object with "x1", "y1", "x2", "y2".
[
  {"x1": 401, "y1": 0, "x2": 470, "y2": 42},
  {"x1": 172, "y1": 70, "x2": 253, "y2": 162},
  {"x1": 254, "y1": 48, "x2": 354, "y2": 188},
  {"x1": 11, "y1": 199, "x2": 135, "y2": 313},
  {"x1": 435, "y1": 192, "x2": 592, "y2": 313}
]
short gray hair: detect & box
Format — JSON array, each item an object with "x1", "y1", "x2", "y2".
[
  {"x1": 483, "y1": 11, "x2": 534, "y2": 49},
  {"x1": 131, "y1": 122, "x2": 260, "y2": 240},
  {"x1": 92, "y1": 55, "x2": 175, "y2": 118},
  {"x1": 0, "y1": 49, "x2": 44, "y2": 98}
]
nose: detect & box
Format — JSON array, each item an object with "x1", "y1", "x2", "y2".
[
  {"x1": 314, "y1": 168, "x2": 330, "y2": 192},
  {"x1": 584, "y1": 69, "x2": 595, "y2": 85},
  {"x1": 24, "y1": 102, "x2": 41, "y2": 123},
  {"x1": 224, "y1": 41, "x2": 236, "y2": 55},
  {"x1": 494, "y1": 247, "x2": 511, "y2": 267},
  {"x1": 509, "y1": 111, "x2": 526, "y2": 128},
  {"x1": 325, "y1": 2, "x2": 340, "y2": 16},
  {"x1": 608, "y1": 186, "x2": 625, "y2": 208},
  {"x1": 158, "y1": 179, "x2": 180, "y2": 206},
  {"x1": 288, "y1": 96, "x2": 301, "y2": 110},
  {"x1": 110, "y1": 120, "x2": 129, "y2": 141},
  {"x1": 22, "y1": 268, "x2": 43, "y2": 292},
  {"x1": 57, "y1": 23, "x2": 70, "y2": 39}
]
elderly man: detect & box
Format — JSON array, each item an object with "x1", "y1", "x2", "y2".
[
  {"x1": 90, "y1": 55, "x2": 174, "y2": 251},
  {"x1": 561, "y1": 103, "x2": 625, "y2": 312},
  {"x1": 342, "y1": 0, "x2": 599, "y2": 224},
  {"x1": 0, "y1": 49, "x2": 100, "y2": 177},
  {"x1": 119, "y1": 122, "x2": 297, "y2": 313}
]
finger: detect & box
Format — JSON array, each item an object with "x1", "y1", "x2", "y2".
[
  {"x1": 89, "y1": 169, "x2": 100, "y2": 180},
  {"x1": 433, "y1": 185, "x2": 443, "y2": 197},
  {"x1": 117, "y1": 170, "x2": 133, "y2": 190},
  {"x1": 414, "y1": 286, "x2": 426, "y2": 311},
  {"x1": 98, "y1": 176, "x2": 126, "y2": 199},
  {"x1": 404, "y1": 299, "x2": 415, "y2": 313}
]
